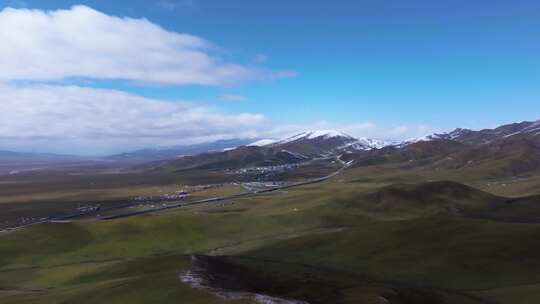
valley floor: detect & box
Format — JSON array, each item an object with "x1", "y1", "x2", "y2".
[{"x1": 1, "y1": 163, "x2": 540, "y2": 303}]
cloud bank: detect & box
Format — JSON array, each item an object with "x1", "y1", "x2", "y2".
[
  {"x1": 0, "y1": 84, "x2": 266, "y2": 154},
  {"x1": 0, "y1": 5, "x2": 291, "y2": 85},
  {"x1": 0, "y1": 83, "x2": 433, "y2": 154},
  {"x1": 0, "y1": 5, "x2": 295, "y2": 154}
]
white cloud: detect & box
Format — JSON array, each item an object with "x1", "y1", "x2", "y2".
[
  {"x1": 219, "y1": 94, "x2": 246, "y2": 102},
  {"x1": 0, "y1": 82, "x2": 435, "y2": 154},
  {"x1": 0, "y1": 84, "x2": 266, "y2": 154},
  {"x1": 0, "y1": 5, "x2": 292, "y2": 86}
]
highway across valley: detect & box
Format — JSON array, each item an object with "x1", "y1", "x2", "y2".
[
  {"x1": 0, "y1": 158, "x2": 352, "y2": 231},
  {"x1": 98, "y1": 159, "x2": 353, "y2": 220}
]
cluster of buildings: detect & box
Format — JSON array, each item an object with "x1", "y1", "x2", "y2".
[{"x1": 226, "y1": 163, "x2": 302, "y2": 180}]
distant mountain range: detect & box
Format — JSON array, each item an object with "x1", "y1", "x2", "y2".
[
  {"x1": 2, "y1": 119, "x2": 539, "y2": 177},
  {"x1": 0, "y1": 151, "x2": 94, "y2": 174},
  {"x1": 344, "y1": 119, "x2": 540, "y2": 178},
  {"x1": 143, "y1": 130, "x2": 407, "y2": 172},
  {"x1": 145, "y1": 119, "x2": 540, "y2": 178},
  {"x1": 0, "y1": 131, "x2": 398, "y2": 170},
  {"x1": 106, "y1": 139, "x2": 253, "y2": 162},
  {"x1": 414, "y1": 120, "x2": 540, "y2": 145},
  {"x1": 0, "y1": 139, "x2": 253, "y2": 173},
  {"x1": 248, "y1": 130, "x2": 399, "y2": 155}
]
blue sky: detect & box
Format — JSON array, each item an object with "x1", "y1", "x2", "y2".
[{"x1": 0, "y1": 0, "x2": 539, "y2": 154}]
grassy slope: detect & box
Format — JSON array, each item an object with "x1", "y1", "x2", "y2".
[
  {"x1": 1, "y1": 170, "x2": 540, "y2": 303},
  {"x1": 0, "y1": 169, "x2": 240, "y2": 229}
]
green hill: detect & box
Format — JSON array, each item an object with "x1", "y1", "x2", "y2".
[{"x1": 2, "y1": 178, "x2": 540, "y2": 303}]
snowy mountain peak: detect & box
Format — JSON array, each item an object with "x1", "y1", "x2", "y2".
[
  {"x1": 409, "y1": 129, "x2": 467, "y2": 143},
  {"x1": 305, "y1": 130, "x2": 354, "y2": 139},
  {"x1": 357, "y1": 137, "x2": 401, "y2": 149},
  {"x1": 410, "y1": 119, "x2": 540, "y2": 145},
  {"x1": 244, "y1": 130, "x2": 400, "y2": 156},
  {"x1": 247, "y1": 139, "x2": 278, "y2": 147},
  {"x1": 410, "y1": 134, "x2": 443, "y2": 143},
  {"x1": 277, "y1": 130, "x2": 354, "y2": 144}
]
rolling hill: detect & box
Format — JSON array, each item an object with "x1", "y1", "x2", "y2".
[
  {"x1": 3, "y1": 121, "x2": 540, "y2": 303},
  {"x1": 421, "y1": 120, "x2": 540, "y2": 145},
  {"x1": 341, "y1": 119, "x2": 540, "y2": 178},
  {"x1": 143, "y1": 145, "x2": 309, "y2": 172},
  {"x1": 144, "y1": 130, "x2": 397, "y2": 172}
]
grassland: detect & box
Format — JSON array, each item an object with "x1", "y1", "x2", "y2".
[
  {"x1": 1, "y1": 163, "x2": 540, "y2": 303},
  {"x1": 0, "y1": 168, "x2": 239, "y2": 228}
]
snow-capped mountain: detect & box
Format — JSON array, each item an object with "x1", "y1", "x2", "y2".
[
  {"x1": 276, "y1": 130, "x2": 355, "y2": 144},
  {"x1": 248, "y1": 130, "x2": 398, "y2": 157},
  {"x1": 407, "y1": 134, "x2": 446, "y2": 144},
  {"x1": 145, "y1": 119, "x2": 540, "y2": 177},
  {"x1": 411, "y1": 128, "x2": 483, "y2": 144},
  {"x1": 247, "y1": 139, "x2": 278, "y2": 147},
  {"x1": 411, "y1": 119, "x2": 540, "y2": 146},
  {"x1": 267, "y1": 130, "x2": 360, "y2": 156},
  {"x1": 514, "y1": 120, "x2": 540, "y2": 135},
  {"x1": 356, "y1": 137, "x2": 402, "y2": 149}
]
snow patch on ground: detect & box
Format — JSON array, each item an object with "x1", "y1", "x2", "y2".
[
  {"x1": 277, "y1": 130, "x2": 353, "y2": 144},
  {"x1": 248, "y1": 139, "x2": 278, "y2": 147},
  {"x1": 523, "y1": 120, "x2": 540, "y2": 134},
  {"x1": 305, "y1": 130, "x2": 352, "y2": 139},
  {"x1": 280, "y1": 149, "x2": 309, "y2": 159},
  {"x1": 277, "y1": 132, "x2": 310, "y2": 144},
  {"x1": 409, "y1": 133, "x2": 446, "y2": 143},
  {"x1": 524, "y1": 119, "x2": 540, "y2": 129},
  {"x1": 357, "y1": 137, "x2": 400, "y2": 149}
]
